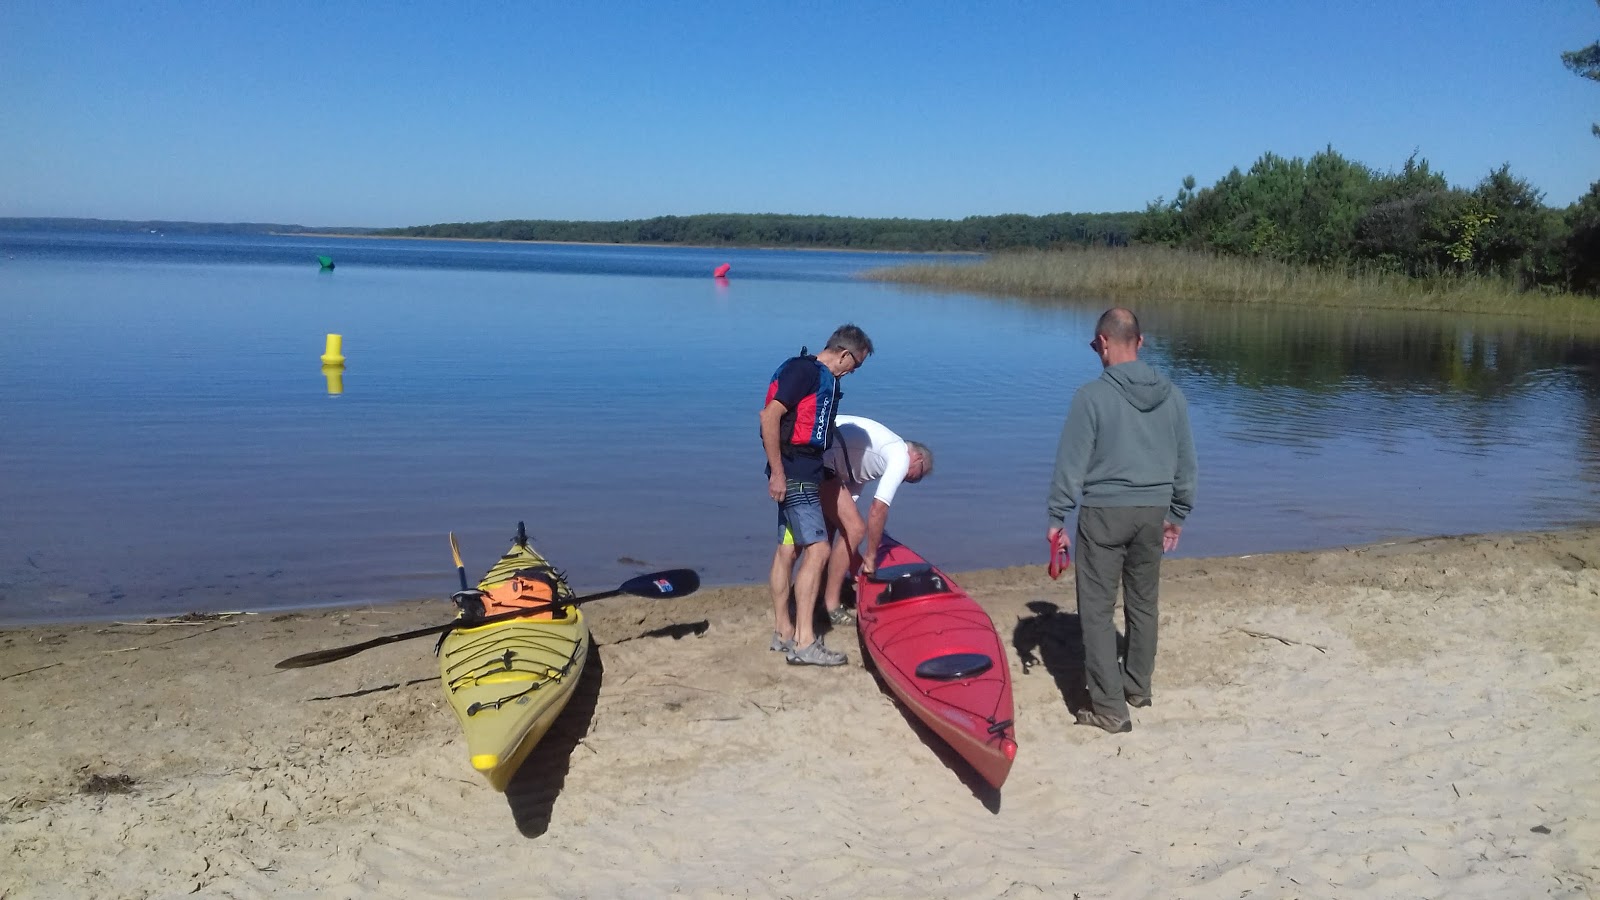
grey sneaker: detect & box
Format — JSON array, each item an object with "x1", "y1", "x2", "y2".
[
  {"x1": 787, "y1": 638, "x2": 847, "y2": 667},
  {"x1": 1075, "y1": 709, "x2": 1132, "y2": 734},
  {"x1": 1126, "y1": 694, "x2": 1152, "y2": 708},
  {"x1": 827, "y1": 607, "x2": 856, "y2": 626},
  {"x1": 770, "y1": 631, "x2": 795, "y2": 653}
]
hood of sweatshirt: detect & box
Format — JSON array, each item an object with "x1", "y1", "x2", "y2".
[{"x1": 1101, "y1": 360, "x2": 1172, "y2": 412}]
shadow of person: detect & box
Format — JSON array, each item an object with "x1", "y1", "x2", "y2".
[
  {"x1": 503, "y1": 642, "x2": 604, "y2": 838},
  {"x1": 853, "y1": 629, "x2": 1003, "y2": 813},
  {"x1": 607, "y1": 620, "x2": 710, "y2": 646},
  {"x1": 1012, "y1": 600, "x2": 1093, "y2": 714}
]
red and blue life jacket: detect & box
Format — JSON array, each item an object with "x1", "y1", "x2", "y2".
[{"x1": 764, "y1": 354, "x2": 839, "y2": 457}]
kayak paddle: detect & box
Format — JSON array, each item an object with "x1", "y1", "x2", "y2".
[{"x1": 273, "y1": 568, "x2": 701, "y2": 669}]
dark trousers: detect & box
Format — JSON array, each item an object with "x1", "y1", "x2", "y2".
[{"x1": 1074, "y1": 506, "x2": 1167, "y2": 718}]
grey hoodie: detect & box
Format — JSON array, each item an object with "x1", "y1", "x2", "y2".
[{"x1": 1047, "y1": 359, "x2": 1197, "y2": 528}]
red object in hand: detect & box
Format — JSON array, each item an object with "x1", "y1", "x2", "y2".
[{"x1": 1048, "y1": 531, "x2": 1071, "y2": 580}]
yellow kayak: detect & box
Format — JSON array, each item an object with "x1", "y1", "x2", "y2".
[{"x1": 439, "y1": 530, "x2": 589, "y2": 791}]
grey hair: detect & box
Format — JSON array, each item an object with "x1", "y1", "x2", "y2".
[
  {"x1": 825, "y1": 323, "x2": 875, "y2": 360},
  {"x1": 906, "y1": 441, "x2": 933, "y2": 476}
]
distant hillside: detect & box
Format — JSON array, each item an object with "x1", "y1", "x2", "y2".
[
  {"x1": 0, "y1": 218, "x2": 379, "y2": 235},
  {"x1": 376, "y1": 211, "x2": 1141, "y2": 252}
]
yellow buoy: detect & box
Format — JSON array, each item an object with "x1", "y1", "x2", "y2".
[{"x1": 320, "y1": 333, "x2": 345, "y2": 365}]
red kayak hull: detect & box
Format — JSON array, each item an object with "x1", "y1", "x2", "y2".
[{"x1": 856, "y1": 537, "x2": 1017, "y2": 788}]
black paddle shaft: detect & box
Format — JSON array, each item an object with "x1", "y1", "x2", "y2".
[{"x1": 273, "y1": 568, "x2": 699, "y2": 669}]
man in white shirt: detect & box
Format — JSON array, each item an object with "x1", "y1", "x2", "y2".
[{"x1": 820, "y1": 415, "x2": 934, "y2": 622}]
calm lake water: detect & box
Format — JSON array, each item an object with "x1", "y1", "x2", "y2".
[{"x1": 3, "y1": 232, "x2": 1600, "y2": 625}]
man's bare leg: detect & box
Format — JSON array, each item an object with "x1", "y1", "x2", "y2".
[
  {"x1": 821, "y1": 481, "x2": 865, "y2": 614},
  {"x1": 791, "y1": 541, "x2": 830, "y2": 648},
  {"x1": 768, "y1": 542, "x2": 797, "y2": 641}
]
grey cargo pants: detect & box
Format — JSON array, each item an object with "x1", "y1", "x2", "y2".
[{"x1": 1075, "y1": 505, "x2": 1167, "y2": 719}]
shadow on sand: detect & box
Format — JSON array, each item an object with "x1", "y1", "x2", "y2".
[
  {"x1": 1011, "y1": 600, "x2": 1092, "y2": 715},
  {"x1": 854, "y1": 631, "x2": 1004, "y2": 814},
  {"x1": 503, "y1": 642, "x2": 605, "y2": 838},
  {"x1": 500, "y1": 619, "x2": 711, "y2": 836}
]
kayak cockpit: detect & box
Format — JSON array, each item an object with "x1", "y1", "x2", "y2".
[{"x1": 869, "y1": 563, "x2": 954, "y2": 604}]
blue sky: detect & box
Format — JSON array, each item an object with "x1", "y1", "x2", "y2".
[{"x1": 2, "y1": 0, "x2": 1596, "y2": 226}]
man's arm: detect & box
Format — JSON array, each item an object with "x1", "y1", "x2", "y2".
[
  {"x1": 862, "y1": 443, "x2": 912, "y2": 572},
  {"x1": 863, "y1": 498, "x2": 890, "y2": 574},
  {"x1": 1165, "y1": 392, "x2": 1198, "y2": 552},
  {"x1": 759, "y1": 400, "x2": 790, "y2": 502},
  {"x1": 1169, "y1": 393, "x2": 1197, "y2": 525},
  {"x1": 1046, "y1": 390, "x2": 1095, "y2": 530}
]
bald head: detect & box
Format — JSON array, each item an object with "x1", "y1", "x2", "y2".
[
  {"x1": 1095, "y1": 308, "x2": 1141, "y2": 345},
  {"x1": 1091, "y1": 307, "x2": 1143, "y2": 366}
]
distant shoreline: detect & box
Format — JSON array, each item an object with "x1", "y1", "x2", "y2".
[{"x1": 277, "y1": 231, "x2": 982, "y2": 256}]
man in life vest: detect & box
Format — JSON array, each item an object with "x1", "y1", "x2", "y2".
[
  {"x1": 760, "y1": 324, "x2": 874, "y2": 666},
  {"x1": 819, "y1": 414, "x2": 934, "y2": 618}
]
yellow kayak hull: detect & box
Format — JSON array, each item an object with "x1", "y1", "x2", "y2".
[{"x1": 439, "y1": 539, "x2": 590, "y2": 791}]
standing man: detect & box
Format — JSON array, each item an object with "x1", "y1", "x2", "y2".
[
  {"x1": 1047, "y1": 308, "x2": 1196, "y2": 734},
  {"x1": 761, "y1": 324, "x2": 873, "y2": 667},
  {"x1": 819, "y1": 414, "x2": 934, "y2": 620}
]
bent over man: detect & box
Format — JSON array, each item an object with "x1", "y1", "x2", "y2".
[
  {"x1": 1047, "y1": 308, "x2": 1197, "y2": 734},
  {"x1": 820, "y1": 414, "x2": 933, "y2": 620}
]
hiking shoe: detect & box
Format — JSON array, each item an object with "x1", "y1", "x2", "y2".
[
  {"x1": 827, "y1": 607, "x2": 856, "y2": 626},
  {"x1": 1126, "y1": 694, "x2": 1152, "y2": 708},
  {"x1": 1075, "y1": 709, "x2": 1132, "y2": 734},
  {"x1": 770, "y1": 631, "x2": 795, "y2": 653},
  {"x1": 787, "y1": 638, "x2": 848, "y2": 667}
]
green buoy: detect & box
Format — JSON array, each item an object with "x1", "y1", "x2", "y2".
[{"x1": 317, "y1": 255, "x2": 335, "y2": 270}]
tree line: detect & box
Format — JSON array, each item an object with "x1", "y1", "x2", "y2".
[
  {"x1": 1138, "y1": 17, "x2": 1598, "y2": 295},
  {"x1": 1136, "y1": 150, "x2": 1600, "y2": 295},
  {"x1": 375, "y1": 154, "x2": 1598, "y2": 296},
  {"x1": 375, "y1": 211, "x2": 1142, "y2": 253}
]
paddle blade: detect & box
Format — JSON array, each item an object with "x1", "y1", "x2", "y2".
[
  {"x1": 449, "y1": 532, "x2": 469, "y2": 590},
  {"x1": 619, "y1": 568, "x2": 700, "y2": 599},
  {"x1": 276, "y1": 644, "x2": 373, "y2": 669}
]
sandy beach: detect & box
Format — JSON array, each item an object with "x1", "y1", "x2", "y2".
[{"x1": 3, "y1": 528, "x2": 1597, "y2": 899}]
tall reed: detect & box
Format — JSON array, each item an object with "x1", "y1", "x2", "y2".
[{"x1": 865, "y1": 246, "x2": 1600, "y2": 321}]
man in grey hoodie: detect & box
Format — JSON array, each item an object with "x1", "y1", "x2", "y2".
[{"x1": 1047, "y1": 308, "x2": 1197, "y2": 734}]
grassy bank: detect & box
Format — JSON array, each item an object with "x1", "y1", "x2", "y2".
[{"x1": 865, "y1": 245, "x2": 1600, "y2": 321}]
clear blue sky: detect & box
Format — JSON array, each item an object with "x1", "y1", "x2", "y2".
[{"x1": 2, "y1": 0, "x2": 1596, "y2": 226}]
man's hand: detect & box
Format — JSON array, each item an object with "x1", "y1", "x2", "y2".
[
  {"x1": 860, "y1": 552, "x2": 876, "y2": 578},
  {"x1": 769, "y1": 473, "x2": 787, "y2": 503},
  {"x1": 1162, "y1": 521, "x2": 1182, "y2": 553}
]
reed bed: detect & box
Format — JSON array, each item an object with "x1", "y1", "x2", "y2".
[{"x1": 865, "y1": 245, "x2": 1600, "y2": 322}]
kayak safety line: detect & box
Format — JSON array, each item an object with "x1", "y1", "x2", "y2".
[{"x1": 463, "y1": 636, "x2": 585, "y2": 716}]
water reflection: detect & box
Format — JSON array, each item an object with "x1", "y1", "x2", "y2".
[{"x1": 1143, "y1": 302, "x2": 1596, "y2": 395}]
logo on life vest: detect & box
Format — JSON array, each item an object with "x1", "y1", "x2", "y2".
[{"x1": 812, "y1": 392, "x2": 832, "y2": 444}]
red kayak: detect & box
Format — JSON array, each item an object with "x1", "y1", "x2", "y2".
[{"x1": 856, "y1": 537, "x2": 1017, "y2": 789}]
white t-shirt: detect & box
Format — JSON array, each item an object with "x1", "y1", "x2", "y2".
[{"x1": 825, "y1": 415, "x2": 912, "y2": 506}]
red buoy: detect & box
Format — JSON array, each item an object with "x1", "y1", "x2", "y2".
[{"x1": 713, "y1": 263, "x2": 731, "y2": 278}]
